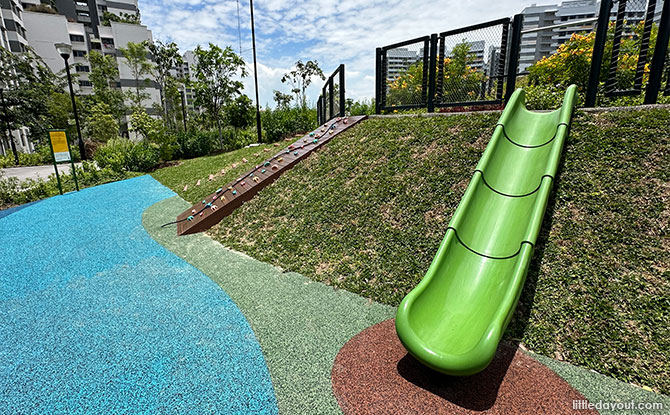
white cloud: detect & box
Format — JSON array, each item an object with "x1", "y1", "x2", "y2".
[{"x1": 139, "y1": 0, "x2": 531, "y2": 107}]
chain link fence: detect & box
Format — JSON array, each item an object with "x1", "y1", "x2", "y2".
[{"x1": 436, "y1": 18, "x2": 510, "y2": 107}]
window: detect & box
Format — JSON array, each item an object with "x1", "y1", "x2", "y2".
[
  {"x1": 75, "y1": 1, "x2": 88, "y2": 6},
  {"x1": 79, "y1": 80, "x2": 92, "y2": 87},
  {"x1": 75, "y1": 65, "x2": 90, "y2": 72},
  {"x1": 97, "y1": 5, "x2": 107, "y2": 11},
  {"x1": 77, "y1": 12, "x2": 90, "y2": 17},
  {"x1": 101, "y1": 37, "x2": 114, "y2": 47},
  {"x1": 70, "y1": 34, "x2": 85, "y2": 42},
  {"x1": 73, "y1": 50, "x2": 87, "y2": 57},
  {"x1": 91, "y1": 42, "x2": 101, "y2": 50}
]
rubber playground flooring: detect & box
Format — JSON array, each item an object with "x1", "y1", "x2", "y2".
[
  {"x1": 144, "y1": 192, "x2": 670, "y2": 415},
  {"x1": 0, "y1": 176, "x2": 277, "y2": 414},
  {"x1": 0, "y1": 175, "x2": 667, "y2": 414}
]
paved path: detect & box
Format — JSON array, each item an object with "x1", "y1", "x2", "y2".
[
  {"x1": 0, "y1": 176, "x2": 277, "y2": 414},
  {"x1": 1, "y1": 163, "x2": 81, "y2": 182}
]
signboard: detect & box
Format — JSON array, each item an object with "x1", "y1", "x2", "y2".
[
  {"x1": 49, "y1": 130, "x2": 71, "y2": 162},
  {"x1": 47, "y1": 129, "x2": 79, "y2": 195}
]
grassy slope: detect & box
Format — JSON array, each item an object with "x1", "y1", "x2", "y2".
[
  {"x1": 151, "y1": 139, "x2": 297, "y2": 204},
  {"x1": 195, "y1": 109, "x2": 669, "y2": 394}
]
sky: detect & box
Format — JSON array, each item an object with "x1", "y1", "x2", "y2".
[{"x1": 138, "y1": 0, "x2": 533, "y2": 108}]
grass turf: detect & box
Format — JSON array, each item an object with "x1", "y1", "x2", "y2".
[
  {"x1": 153, "y1": 109, "x2": 670, "y2": 394},
  {"x1": 150, "y1": 140, "x2": 298, "y2": 204}
]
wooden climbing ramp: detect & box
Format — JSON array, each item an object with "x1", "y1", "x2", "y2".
[{"x1": 176, "y1": 115, "x2": 366, "y2": 235}]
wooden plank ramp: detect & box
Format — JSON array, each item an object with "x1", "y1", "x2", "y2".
[{"x1": 176, "y1": 115, "x2": 366, "y2": 235}]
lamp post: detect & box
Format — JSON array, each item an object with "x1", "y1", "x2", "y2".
[
  {"x1": 0, "y1": 80, "x2": 19, "y2": 165},
  {"x1": 180, "y1": 90, "x2": 188, "y2": 131},
  {"x1": 249, "y1": 0, "x2": 262, "y2": 143},
  {"x1": 55, "y1": 42, "x2": 86, "y2": 160}
]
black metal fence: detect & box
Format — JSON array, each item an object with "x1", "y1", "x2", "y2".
[
  {"x1": 375, "y1": 0, "x2": 669, "y2": 113},
  {"x1": 375, "y1": 17, "x2": 520, "y2": 113},
  {"x1": 317, "y1": 64, "x2": 345, "y2": 125}
]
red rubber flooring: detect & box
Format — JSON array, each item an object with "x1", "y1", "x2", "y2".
[{"x1": 332, "y1": 319, "x2": 598, "y2": 415}]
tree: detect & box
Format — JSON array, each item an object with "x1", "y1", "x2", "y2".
[
  {"x1": 88, "y1": 50, "x2": 124, "y2": 121},
  {"x1": 101, "y1": 10, "x2": 140, "y2": 26},
  {"x1": 0, "y1": 45, "x2": 63, "y2": 146},
  {"x1": 85, "y1": 102, "x2": 119, "y2": 142},
  {"x1": 120, "y1": 41, "x2": 153, "y2": 107},
  {"x1": 147, "y1": 40, "x2": 184, "y2": 125},
  {"x1": 225, "y1": 94, "x2": 254, "y2": 131},
  {"x1": 281, "y1": 60, "x2": 325, "y2": 108},
  {"x1": 528, "y1": 21, "x2": 659, "y2": 91},
  {"x1": 387, "y1": 42, "x2": 486, "y2": 105},
  {"x1": 273, "y1": 90, "x2": 293, "y2": 109},
  {"x1": 192, "y1": 44, "x2": 247, "y2": 149}
]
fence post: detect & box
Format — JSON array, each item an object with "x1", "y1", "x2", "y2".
[
  {"x1": 322, "y1": 85, "x2": 328, "y2": 122},
  {"x1": 328, "y1": 76, "x2": 334, "y2": 121},
  {"x1": 421, "y1": 38, "x2": 430, "y2": 106},
  {"x1": 585, "y1": 0, "x2": 613, "y2": 107},
  {"x1": 375, "y1": 48, "x2": 382, "y2": 114},
  {"x1": 339, "y1": 64, "x2": 345, "y2": 117},
  {"x1": 644, "y1": 0, "x2": 670, "y2": 104},
  {"x1": 427, "y1": 34, "x2": 438, "y2": 113},
  {"x1": 504, "y1": 14, "x2": 523, "y2": 103}
]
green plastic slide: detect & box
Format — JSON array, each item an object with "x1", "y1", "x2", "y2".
[{"x1": 395, "y1": 85, "x2": 577, "y2": 376}]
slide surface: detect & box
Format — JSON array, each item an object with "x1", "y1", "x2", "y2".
[{"x1": 395, "y1": 85, "x2": 577, "y2": 376}]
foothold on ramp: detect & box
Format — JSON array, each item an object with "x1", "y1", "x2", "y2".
[
  {"x1": 294, "y1": 151, "x2": 298, "y2": 155},
  {"x1": 216, "y1": 188, "x2": 223, "y2": 193},
  {"x1": 187, "y1": 215, "x2": 194, "y2": 221},
  {"x1": 232, "y1": 190, "x2": 237, "y2": 195}
]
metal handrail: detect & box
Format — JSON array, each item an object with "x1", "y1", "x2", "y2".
[{"x1": 521, "y1": 17, "x2": 598, "y2": 34}]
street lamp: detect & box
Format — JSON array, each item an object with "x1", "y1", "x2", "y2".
[
  {"x1": 0, "y1": 80, "x2": 19, "y2": 165},
  {"x1": 55, "y1": 42, "x2": 86, "y2": 160}
]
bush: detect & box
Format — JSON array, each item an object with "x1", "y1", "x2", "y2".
[
  {"x1": 0, "y1": 145, "x2": 80, "y2": 168},
  {"x1": 93, "y1": 138, "x2": 160, "y2": 172},
  {"x1": 174, "y1": 130, "x2": 219, "y2": 159},
  {"x1": 261, "y1": 107, "x2": 317, "y2": 143}
]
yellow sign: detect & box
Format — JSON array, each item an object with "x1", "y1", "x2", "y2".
[{"x1": 49, "y1": 131, "x2": 71, "y2": 162}]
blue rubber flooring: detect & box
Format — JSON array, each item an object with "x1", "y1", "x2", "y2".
[{"x1": 0, "y1": 175, "x2": 278, "y2": 414}]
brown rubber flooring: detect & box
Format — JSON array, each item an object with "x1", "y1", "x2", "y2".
[{"x1": 332, "y1": 319, "x2": 599, "y2": 415}]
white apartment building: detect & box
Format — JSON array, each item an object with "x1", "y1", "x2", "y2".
[
  {"x1": 519, "y1": 3, "x2": 559, "y2": 71},
  {"x1": 22, "y1": 5, "x2": 160, "y2": 113},
  {"x1": 1, "y1": 0, "x2": 161, "y2": 147},
  {"x1": 0, "y1": 0, "x2": 32, "y2": 154}
]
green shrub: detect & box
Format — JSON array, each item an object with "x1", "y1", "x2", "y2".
[
  {"x1": 0, "y1": 144, "x2": 81, "y2": 168},
  {"x1": 175, "y1": 130, "x2": 219, "y2": 159},
  {"x1": 94, "y1": 138, "x2": 160, "y2": 172},
  {"x1": 261, "y1": 107, "x2": 317, "y2": 143}
]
